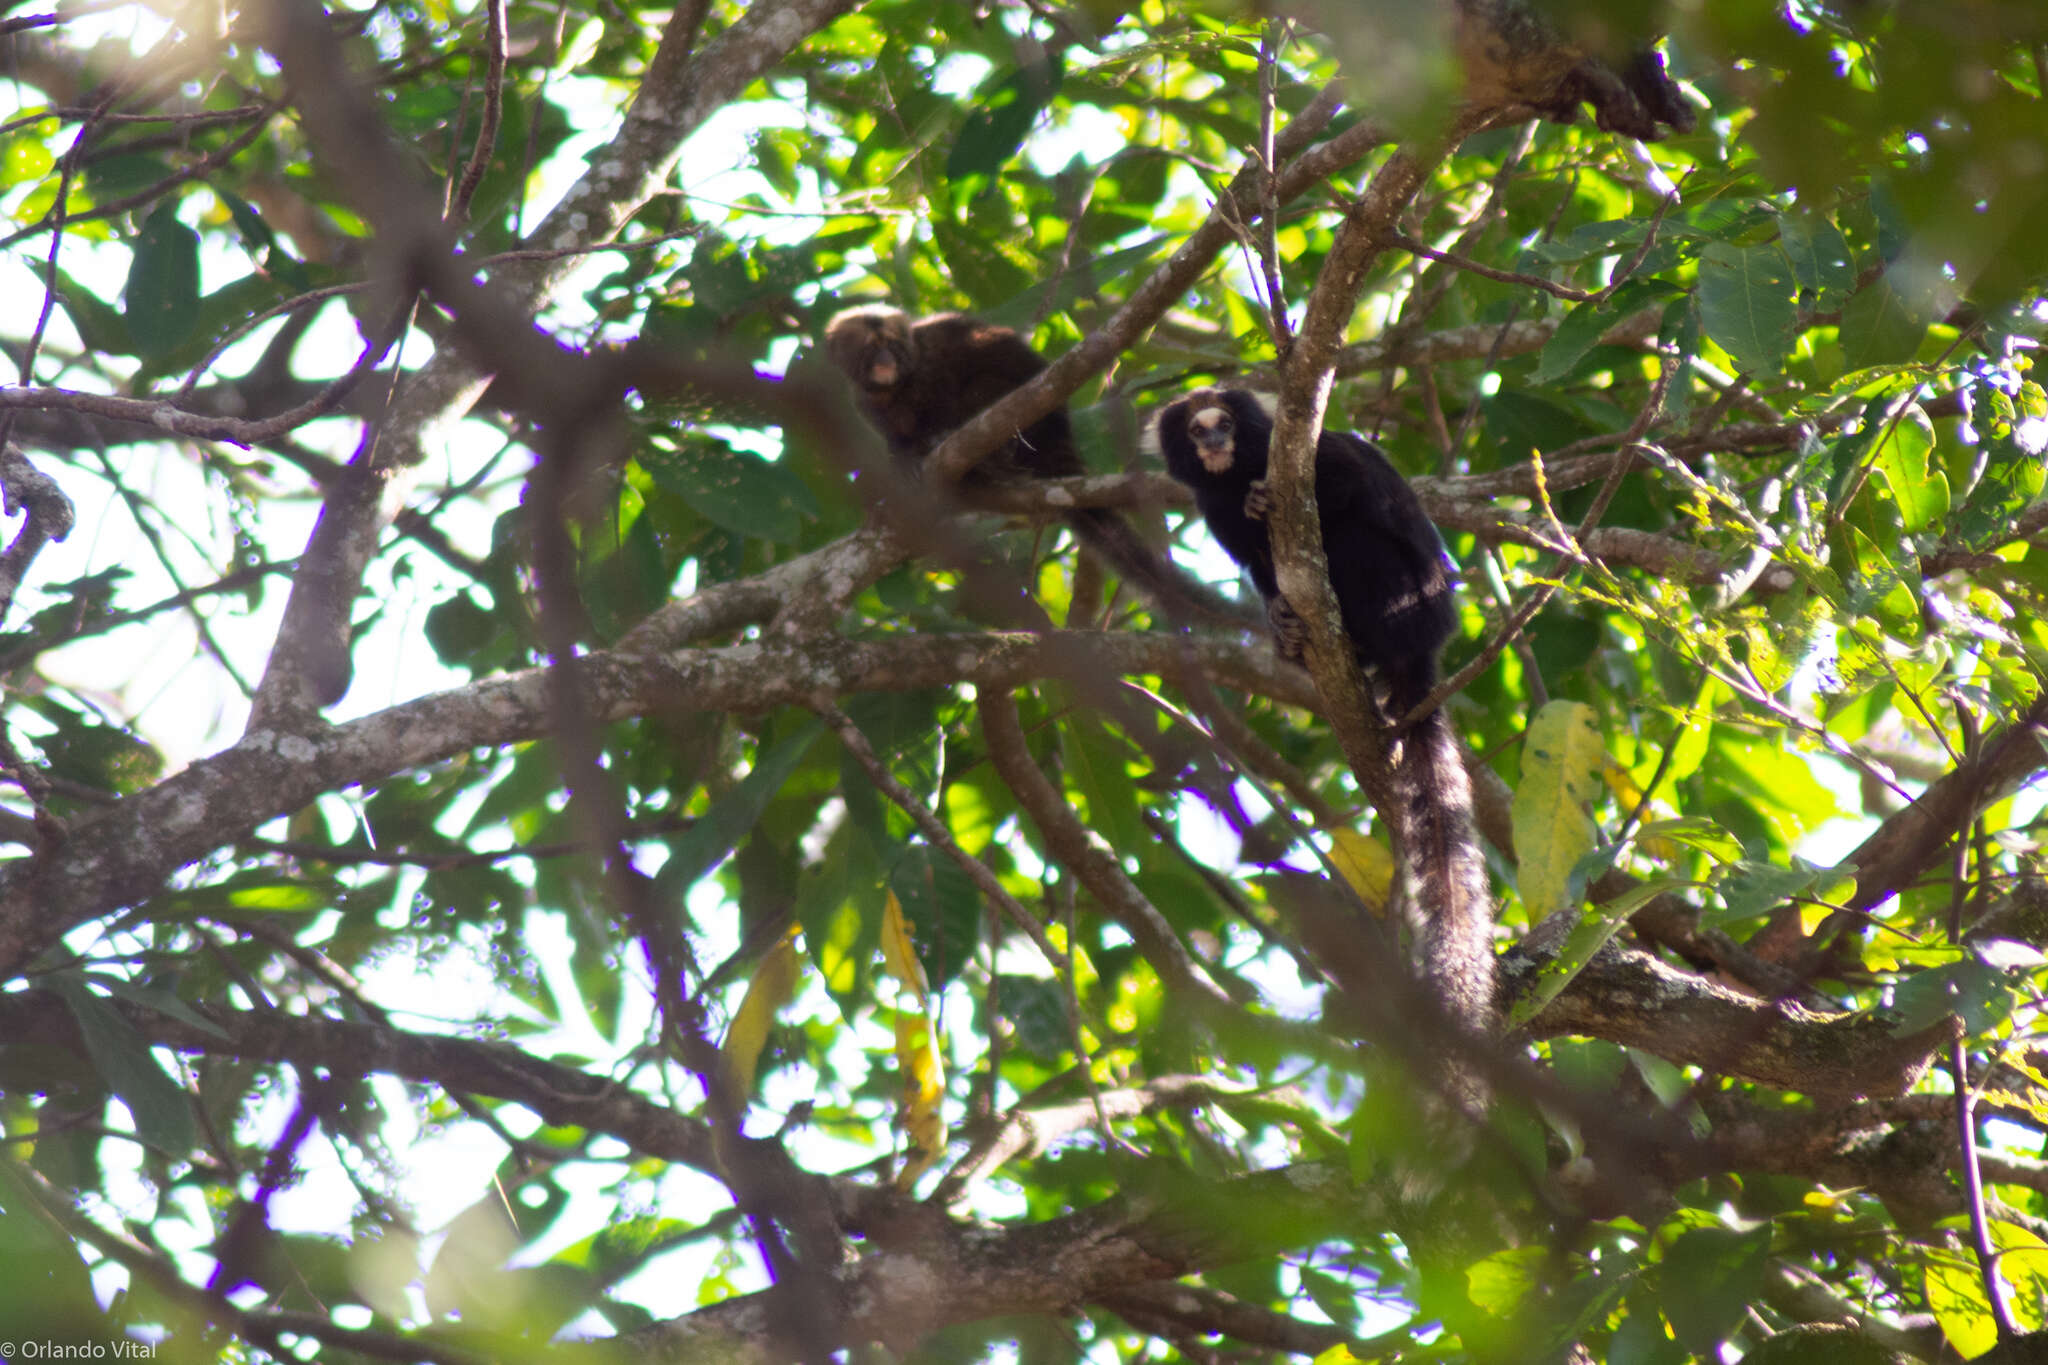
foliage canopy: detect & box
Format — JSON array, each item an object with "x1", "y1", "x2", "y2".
[{"x1": 0, "y1": 0, "x2": 2045, "y2": 1361}]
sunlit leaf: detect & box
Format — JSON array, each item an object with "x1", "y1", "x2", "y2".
[
  {"x1": 1512, "y1": 701, "x2": 1605, "y2": 917},
  {"x1": 1328, "y1": 829, "x2": 1394, "y2": 914},
  {"x1": 718, "y1": 929, "x2": 804, "y2": 1101},
  {"x1": 1925, "y1": 1247, "x2": 2000, "y2": 1359}
]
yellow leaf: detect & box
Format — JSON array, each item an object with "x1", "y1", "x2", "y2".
[
  {"x1": 1602, "y1": 760, "x2": 1678, "y2": 861},
  {"x1": 1512, "y1": 701, "x2": 1607, "y2": 916},
  {"x1": 892, "y1": 1007, "x2": 947, "y2": 1190},
  {"x1": 1991, "y1": 1222, "x2": 2048, "y2": 1332},
  {"x1": 1602, "y1": 759, "x2": 1646, "y2": 809},
  {"x1": 1925, "y1": 1248, "x2": 1999, "y2": 1359},
  {"x1": 1328, "y1": 829, "x2": 1394, "y2": 914},
  {"x1": 1801, "y1": 1185, "x2": 1860, "y2": 1212},
  {"x1": 717, "y1": 930, "x2": 803, "y2": 1102},
  {"x1": 881, "y1": 889, "x2": 930, "y2": 1004}
]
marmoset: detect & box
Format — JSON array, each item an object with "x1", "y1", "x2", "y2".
[
  {"x1": 825, "y1": 305, "x2": 1247, "y2": 626},
  {"x1": 1152, "y1": 386, "x2": 1495, "y2": 1044}
]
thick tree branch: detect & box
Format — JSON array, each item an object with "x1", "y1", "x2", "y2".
[
  {"x1": 0, "y1": 989, "x2": 720, "y2": 1172},
  {"x1": 925, "y1": 91, "x2": 1380, "y2": 486},
  {"x1": 1263, "y1": 116, "x2": 1496, "y2": 814},
  {"x1": 1842, "y1": 695, "x2": 2048, "y2": 916},
  {"x1": 241, "y1": 0, "x2": 859, "y2": 724},
  {"x1": 626, "y1": 1161, "x2": 1382, "y2": 1360},
  {"x1": 979, "y1": 689, "x2": 1234, "y2": 1008},
  {"x1": 1509, "y1": 939, "x2": 1956, "y2": 1100},
  {"x1": 0, "y1": 631, "x2": 1308, "y2": 973}
]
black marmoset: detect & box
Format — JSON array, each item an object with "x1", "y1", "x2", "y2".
[
  {"x1": 1151, "y1": 386, "x2": 1495, "y2": 1046},
  {"x1": 825, "y1": 305, "x2": 1246, "y2": 624},
  {"x1": 1455, "y1": 0, "x2": 1695, "y2": 142}
]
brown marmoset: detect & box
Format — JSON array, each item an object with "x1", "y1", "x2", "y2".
[
  {"x1": 825, "y1": 305, "x2": 1078, "y2": 482},
  {"x1": 1151, "y1": 386, "x2": 1495, "y2": 1047},
  {"x1": 824, "y1": 304, "x2": 1248, "y2": 625}
]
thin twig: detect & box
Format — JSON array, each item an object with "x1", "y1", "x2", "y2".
[
  {"x1": 0, "y1": 101, "x2": 283, "y2": 250},
  {"x1": 1255, "y1": 20, "x2": 1293, "y2": 355},
  {"x1": 1380, "y1": 228, "x2": 1594, "y2": 302},
  {"x1": 811, "y1": 701, "x2": 1070, "y2": 977},
  {"x1": 450, "y1": 0, "x2": 508, "y2": 222}
]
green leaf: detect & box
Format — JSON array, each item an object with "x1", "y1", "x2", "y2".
[
  {"x1": 1524, "y1": 219, "x2": 1647, "y2": 263},
  {"x1": 83, "y1": 974, "x2": 230, "y2": 1042},
  {"x1": 1891, "y1": 959, "x2": 2013, "y2": 1035},
  {"x1": 159, "y1": 872, "x2": 333, "y2": 914},
  {"x1": 1777, "y1": 212, "x2": 1855, "y2": 309},
  {"x1": 1529, "y1": 300, "x2": 1616, "y2": 385},
  {"x1": 0, "y1": 133, "x2": 53, "y2": 187},
  {"x1": 1636, "y1": 816, "x2": 1742, "y2": 864},
  {"x1": 659, "y1": 723, "x2": 824, "y2": 894},
  {"x1": 1509, "y1": 877, "x2": 1699, "y2": 1030},
  {"x1": 840, "y1": 690, "x2": 946, "y2": 765},
  {"x1": 1299, "y1": 1266, "x2": 1364, "y2": 1332},
  {"x1": 424, "y1": 592, "x2": 499, "y2": 667},
  {"x1": 1844, "y1": 525, "x2": 1922, "y2": 638},
  {"x1": 1696, "y1": 241, "x2": 1797, "y2": 376},
  {"x1": 1659, "y1": 1225, "x2": 1771, "y2": 1353},
  {"x1": 983, "y1": 235, "x2": 1171, "y2": 331},
  {"x1": 1465, "y1": 1246, "x2": 1547, "y2": 1318},
  {"x1": 1608, "y1": 1300, "x2": 1685, "y2": 1365},
  {"x1": 1710, "y1": 859, "x2": 1835, "y2": 925},
  {"x1": 641, "y1": 439, "x2": 818, "y2": 544},
  {"x1": 49, "y1": 976, "x2": 197, "y2": 1157},
  {"x1": 85, "y1": 150, "x2": 171, "y2": 202},
  {"x1": 1869, "y1": 404, "x2": 1948, "y2": 534},
  {"x1": 1060, "y1": 715, "x2": 1144, "y2": 867},
  {"x1": 993, "y1": 974, "x2": 1071, "y2": 1058},
  {"x1": 47, "y1": 265, "x2": 136, "y2": 356},
  {"x1": 218, "y1": 188, "x2": 277, "y2": 257},
  {"x1": 797, "y1": 826, "x2": 883, "y2": 1015},
  {"x1": 1484, "y1": 389, "x2": 1600, "y2": 464},
  {"x1": 1549, "y1": 1037, "x2": 1627, "y2": 1092},
  {"x1": 1992, "y1": 1222, "x2": 2048, "y2": 1334},
  {"x1": 1957, "y1": 437, "x2": 2048, "y2": 548},
  {"x1": 887, "y1": 844, "x2": 983, "y2": 988},
  {"x1": 1840, "y1": 273, "x2": 1931, "y2": 371},
  {"x1": 123, "y1": 202, "x2": 201, "y2": 358},
  {"x1": 947, "y1": 54, "x2": 1064, "y2": 180},
  {"x1": 0, "y1": 1165, "x2": 104, "y2": 1340}
]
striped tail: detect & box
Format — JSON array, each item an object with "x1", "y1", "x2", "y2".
[{"x1": 1385, "y1": 660, "x2": 1495, "y2": 1109}]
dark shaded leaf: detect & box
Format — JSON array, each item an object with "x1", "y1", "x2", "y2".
[
  {"x1": 49, "y1": 976, "x2": 196, "y2": 1157},
  {"x1": 1659, "y1": 1226, "x2": 1771, "y2": 1352},
  {"x1": 1697, "y1": 241, "x2": 1797, "y2": 376},
  {"x1": 947, "y1": 54, "x2": 1065, "y2": 179},
  {"x1": 123, "y1": 202, "x2": 201, "y2": 357}
]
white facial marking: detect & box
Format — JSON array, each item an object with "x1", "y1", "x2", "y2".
[{"x1": 1190, "y1": 406, "x2": 1234, "y2": 472}]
